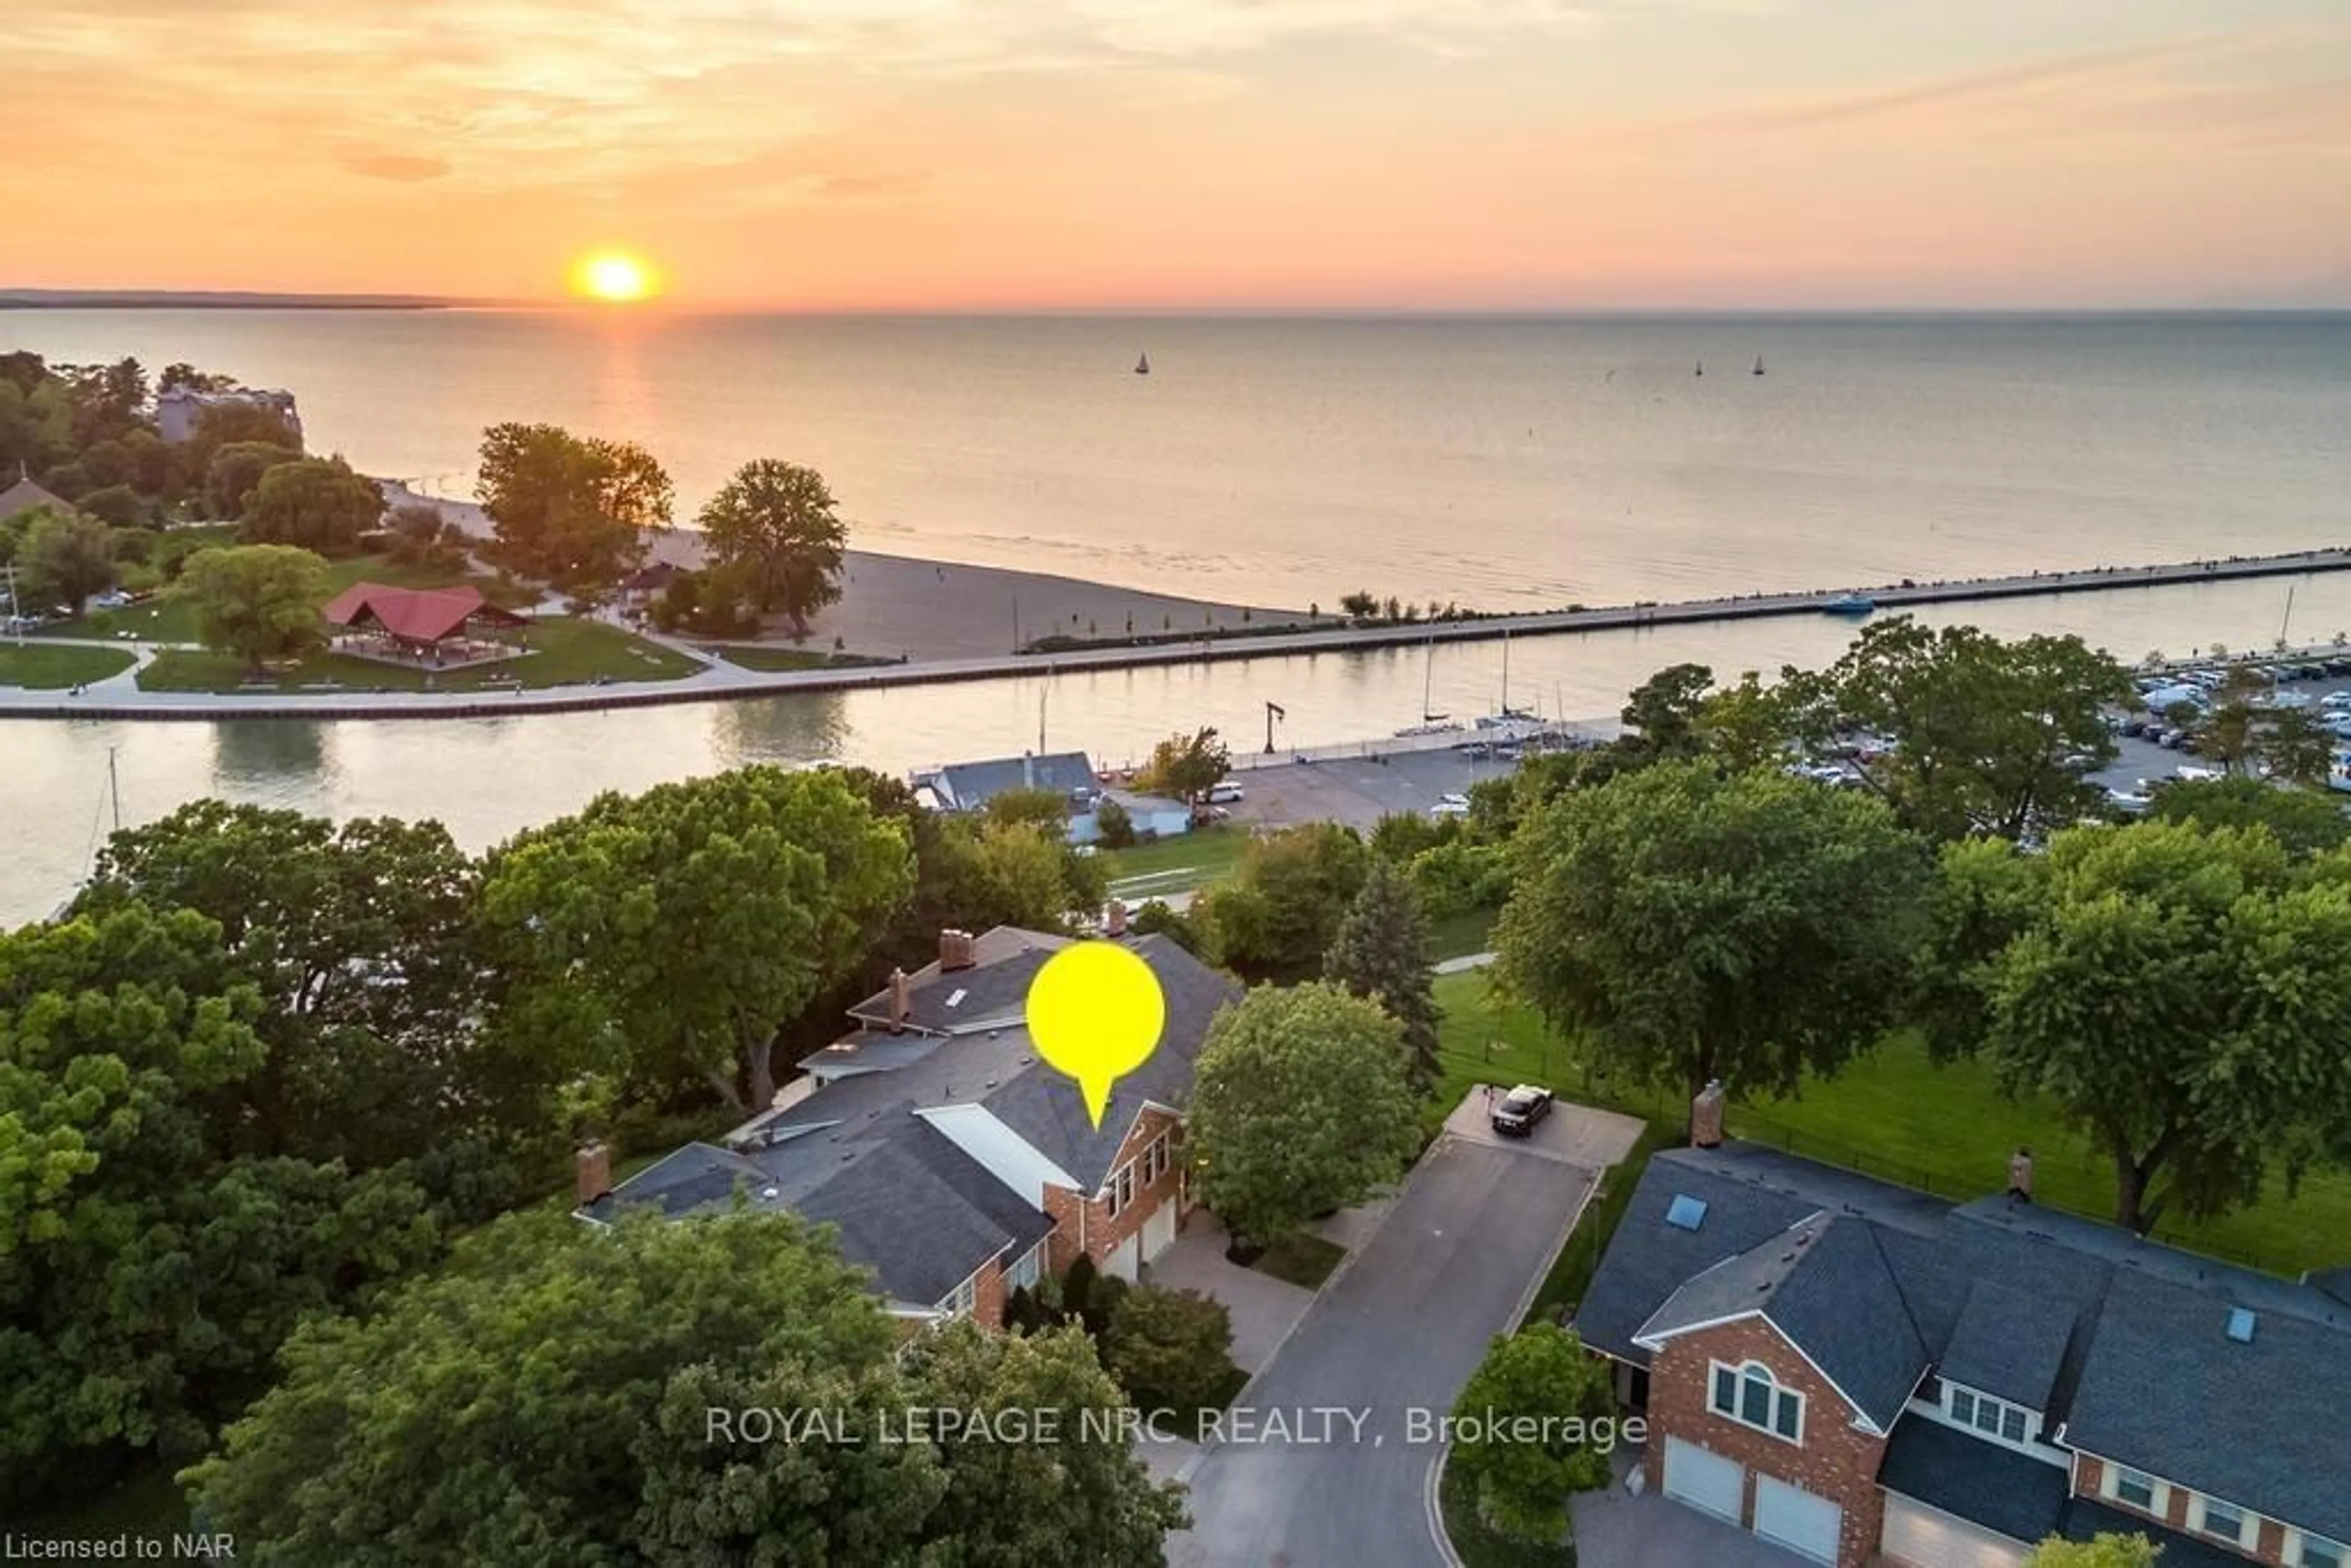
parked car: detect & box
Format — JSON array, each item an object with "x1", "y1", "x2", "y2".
[
  {"x1": 2160, "y1": 729, "x2": 2189, "y2": 749},
  {"x1": 2119, "y1": 717, "x2": 2148, "y2": 738},
  {"x1": 1491, "y1": 1084, "x2": 1554, "y2": 1137},
  {"x1": 1206, "y1": 780, "x2": 1245, "y2": 804}
]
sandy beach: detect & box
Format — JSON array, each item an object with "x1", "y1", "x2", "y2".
[{"x1": 380, "y1": 482, "x2": 1298, "y2": 664}]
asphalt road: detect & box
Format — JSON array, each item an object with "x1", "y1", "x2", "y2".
[{"x1": 1168, "y1": 1136, "x2": 1599, "y2": 1568}]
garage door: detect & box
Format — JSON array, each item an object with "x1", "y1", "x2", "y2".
[
  {"x1": 1753, "y1": 1474, "x2": 1842, "y2": 1565},
  {"x1": 1141, "y1": 1202, "x2": 1178, "y2": 1264},
  {"x1": 1880, "y1": 1495, "x2": 2027, "y2": 1568},
  {"x1": 1661, "y1": 1438, "x2": 1743, "y2": 1523},
  {"x1": 1101, "y1": 1232, "x2": 1141, "y2": 1282}
]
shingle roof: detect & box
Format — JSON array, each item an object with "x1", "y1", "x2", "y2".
[
  {"x1": 794, "y1": 1119, "x2": 1054, "y2": 1305},
  {"x1": 0, "y1": 476, "x2": 72, "y2": 522},
  {"x1": 847, "y1": 927, "x2": 1069, "y2": 1032},
  {"x1": 2058, "y1": 1500, "x2": 2251, "y2": 1568},
  {"x1": 923, "y1": 751, "x2": 1098, "y2": 813},
  {"x1": 1878, "y1": 1418, "x2": 2070, "y2": 1545},
  {"x1": 1938, "y1": 1280, "x2": 2079, "y2": 1412},
  {"x1": 320, "y1": 582, "x2": 527, "y2": 642}
]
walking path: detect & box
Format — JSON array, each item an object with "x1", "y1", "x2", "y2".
[{"x1": 11, "y1": 544, "x2": 2349, "y2": 721}]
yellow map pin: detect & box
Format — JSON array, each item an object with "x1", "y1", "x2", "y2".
[{"x1": 1027, "y1": 943, "x2": 1166, "y2": 1130}]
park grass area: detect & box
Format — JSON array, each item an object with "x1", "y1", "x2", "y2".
[
  {"x1": 1247, "y1": 1229, "x2": 1347, "y2": 1291},
  {"x1": 1424, "y1": 907, "x2": 1498, "y2": 964},
  {"x1": 138, "y1": 618, "x2": 699, "y2": 695},
  {"x1": 1100, "y1": 825, "x2": 1251, "y2": 899},
  {"x1": 1438, "y1": 1458, "x2": 1577, "y2": 1568},
  {"x1": 0, "y1": 643, "x2": 135, "y2": 689},
  {"x1": 704, "y1": 643, "x2": 895, "y2": 673},
  {"x1": 1431, "y1": 972, "x2": 2351, "y2": 1277},
  {"x1": 39, "y1": 547, "x2": 537, "y2": 646}
]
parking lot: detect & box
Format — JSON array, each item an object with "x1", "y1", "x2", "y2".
[{"x1": 1225, "y1": 741, "x2": 1547, "y2": 830}]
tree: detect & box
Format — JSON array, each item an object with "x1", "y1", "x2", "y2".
[
  {"x1": 699, "y1": 458, "x2": 849, "y2": 634},
  {"x1": 1339, "y1": 590, "x2": 1380, "y2": 620},
  {"x1": 1188, "y1": 983, "x2": 1421, "y2": 1250},
  {"x1": 184, "y1": 1209, "x2": 898, "y2": 1564},
  {"x1": 17, "y1": 506, "x2": 117, "y2": 615},
  {"x1": 1801, "y1": 618, "x2": 2134, "y2": 840},
  {"x1": 1927, "y1": 819, "x2": 2351, "y2": 1232},
  {"x1": 1448, "y1": 1326, "x2": 1616, "y2": 1544},
  {"x1": 481, "y1": 767, "x2": 915, "y2": 1109},
  {"x1": 2145, "y1": 775, "x2": 2350, "y2": 857},
  {"x1": 1094, "y1": 795, "x2": 1136, "y2": 848},
  {"x1": 179, "y1": 544, "x2": 329, "y2": 670},
  {"x1": 962, "y1": 819, "x2": 1096, "y2": 931},
  {"x1": 2023, "y1": 1534, "x2": 2162, "y2": 1568},
  {"x1": 2257, "y1": 707, "x2": 2335, "y2": 789},
  {"x1": 75, "y1": 482, "x2": 142, "y2": 528},
  {"x1": 160, "y1": 362, "x2": 239, "y2": 394},
  {"x1": 1199, "y1": 821, "x2": 1370, "y2": 983},
  {"x1": 1129, "y1": 898, "x2": 1205, "y2": 955},
  {"x1": 1497, "y1": 761, "x2": 1933, "y2": 1106},
  {"x1": 1697, "y1": 670, "x2": 1800, "y2": 771},
  {"x1": 1325, "y1": 857, "x2": 1442, "y2": 1090},
  {"x1": 204, "y1": 440, "x2": 302, "y2": 520},
  {"x1": 184, "y1": 400, "x2": 305, "y2": 486},
  {"x1": 240, "y1": 456, "x2": 384, "y2": 555},
  {"x1": 1615, "y1": 661, "x2": 1715, "y2": 766},
  {"x1": 1136, "y1": 725, "x2": 1232, "y2": 810},
  {"x1": 0, "y1": 904, "x2": 446, "y2": 1509},
  {"x1": 1103, "y1": 1285, "x2": 1235, "y2": 1411},
  {"x1": 476, "y1": 421, "x2": 669, "y2": 591}
]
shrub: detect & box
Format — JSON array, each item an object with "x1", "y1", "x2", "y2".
[
  {"x1": 1104, "y1": 1286, "x2": 1235, "y2": 1411},
  {"x1": 1095, "y1": 797, "x2": 1137, "y2": 849}
]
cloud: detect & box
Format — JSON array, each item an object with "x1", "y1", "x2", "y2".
[{"x1": 341, "y1": 151, "x2": 452, "y2": 182}]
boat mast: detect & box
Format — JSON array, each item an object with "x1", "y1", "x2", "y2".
[
  {"x1": 2282, "y1": 585, "x2": 2297, "y2": 648},
  {"x1": 107, "y1": 746, "x2": 121, "y2": 833}
]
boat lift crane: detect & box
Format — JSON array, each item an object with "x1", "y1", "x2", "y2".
[{"x1": 1264, "y1": 700, "x2": 1286, "y2": 755}]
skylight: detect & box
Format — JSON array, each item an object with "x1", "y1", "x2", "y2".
[
  {"x1": 1665, "y1": 1194, "x2": 1708, "y2": 1231},
  {"x1": 2226, "y1": 1307, "x2": 2257, "y2": 1344}
]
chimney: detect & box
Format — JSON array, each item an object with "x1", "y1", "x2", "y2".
[
  {"x1": 939, "y1": 928, "x2": 977, "y2": 971},
  {"x1": 575, "y1": 1142, "x2": 612, "y2": 1207},
  {"x1": 1690, "y1": 1080, "x2": 1726, "y2": 1149},
  {"x1": 888, "y1": 966, "x2": 912, "y2": 1032},
  {"x1": 2008, "y1": 1148, "x2": 2035, "y2": 1202},
  {"x1": 1105, "y1": 899, "x2": 1128, "y2": 937}
]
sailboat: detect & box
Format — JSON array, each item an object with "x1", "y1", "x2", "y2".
[
  {"x1": 1478, "y1": 631, "x2": 1541, "y2": 727},
  {"x1": 1395, "y1": 636, "x2": 1462, "y2": 737},
  {"x1": 1694, "y1": 359, "x2": 1704, "y2": 377},
  {"x1": 1752, "y1": 356, "x2": 1766, "y2": 377},
  {"x1": 49, "y1": 746, "x2": 122, "y2": 921},
  {"x1": 1134, "y1": 352, "x2": 1150, "y2": 376}
]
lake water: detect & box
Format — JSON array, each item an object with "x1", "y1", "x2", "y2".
[{"x1": 4, "y1": 310, "x2": 2349, "y2": 924}]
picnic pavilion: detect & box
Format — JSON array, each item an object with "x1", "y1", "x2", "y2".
[{"x1": 320, "y1": 582, "x2": 530, "y2": 669}]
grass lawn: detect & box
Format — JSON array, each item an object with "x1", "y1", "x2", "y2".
[
  {"x1": 1425, "y1": 907, "x2": 1498, "y2": 963},
  {"x1": 139, "y1": 618, "x2": 699, "y2": 695},
  {"x1": 0, "y1": 642, "x2": 135, "y2": 689},
  {"x1": 1430, "y1": 972, "x2": 2351, "y2": 1277},
  {"x1": 1101, "y1": 825, "x2": 1251, "y2": 898},
  {"x1": 39, "y1": 548, "x2": 537, "y2": 646},
  {"x1": 1248, "y1": 1229, "x2": 1348, "y2": 1291},
  {"x1": 1439, "y1": 1458, "x2": 1576, "y2": 1568},
  {"x1": 704, "y1": 643, "x2": 895, "y2": 672}
]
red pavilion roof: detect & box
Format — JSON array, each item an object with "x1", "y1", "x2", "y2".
[{"x1": 319, "y1": 582, "x2": 528, "y2": 643}]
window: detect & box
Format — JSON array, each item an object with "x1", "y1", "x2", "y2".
[
  {"x1": 1008, "y1": 1244, "x2": 1042, "y2": 1291},
  {"x1": 937, "y1": 1271, "x2": 978, "y2": 1319},
  {"x1": 1665, "y1": 1194, "x2": 1709, "y2": 1231},
  {"x1": 1108, "y1": 1163, "x2": 1136, "y2": 1218},
  {"x1": 1141, "y1": 1133, "x2": 1169, "y2": 1186},
  {"x1": 1709, "y1": 1360, "x2": 1802, "y2": 1444},
  {"x1": 2197, "y1": 1498, "x2": 2247, "y2": 1545},
  {"x1": 2112, "y1": 1468, "x2": 2158, "y2": 1511},
  {"x1": 1946, "y1": 1384, "x2": 2034, "y2": 1447},
  {"x1": 2300, "y1": 1536, "x2": 2346, "y2": 1568}
]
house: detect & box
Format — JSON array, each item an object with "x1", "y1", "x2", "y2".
[
  {"x1": 910, "y1": 751, "x2": 1100, "y2": 816},
  {"x1": 0, "y1": 473, "x2": 73, "y2": 524},
  {"x1": 1071, "y1": 787, "x2": 1192, "y2": 846},
  {"x1": 577, "y1": 925, "x2": 1242, "y2": 1327},
  {"x1": 1578, "y1": 1090, "x2": 2351, "y2": 1568},
  {"x1": 156, "y1": 385, "x2": 302, "y2": 445}
]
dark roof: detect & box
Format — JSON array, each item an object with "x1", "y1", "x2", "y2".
[
  {"x1": 847, "y1": 927, "x2": 1068, "y2": 1033},
  {"x1": 2311, "y1": 1266, "x2": 2351, "y2": 1307},
  {"x1": 1878, "y1": 1418, "x2": 2069, "y2": 1545},
  {"x1": 794, "y1": 1119, "x2": 1054, "y2": 1305},
  {"x1": 1938, "y1": 1280, "x2": 2079, "y2": 1412},
  {"x1": 922, "y1": 751, "x2": 1097, "y2": 812},
  {"x1": 1585, "y1": 1140, "x2": 2351, "y2": 1539},
  {"x1": 2057, "y1": 1499, "x2": 2252, "y2": 1568},
  {"x1": 2064, "y1": 1266, "x2": 2351, "y2": 1543},
  {"x1": 0, "y1": 476, "x2": 71, "y2": 522},
  {"x1": 580, "y1": 1142, "x2": 779, "y2": 1223}
]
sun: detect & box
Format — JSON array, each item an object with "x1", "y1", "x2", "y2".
[{"x1": 571, "y1": 251, "x2": 658, "y2": 304}]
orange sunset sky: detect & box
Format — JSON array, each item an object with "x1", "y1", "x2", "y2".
[{"x1": 8, "y1": 0, "x2": 2349, "y2": 309}]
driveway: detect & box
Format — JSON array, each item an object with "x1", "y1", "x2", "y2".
[
  {"x1": 1168, "y1": 1131, "x2": 1602, "y2": 1567},
  {"x1": 1144, "y1": 1212, "x2": 1314, "y2": 1374},
  {"x1": 1572, "y1": 1454, "x2": 1812, "y2": 1568}
]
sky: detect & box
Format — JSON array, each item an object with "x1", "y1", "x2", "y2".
[{"x1": 6, "y1": 0, "x2": 2349, "y2": 309}]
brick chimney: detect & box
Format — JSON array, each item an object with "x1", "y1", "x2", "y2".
[
  {"x1": 939, "y1": 928, "x2": 977, "y2": 971},
  {"x1": 1105, "y1": 899, "x2": 1128, "y2": 937},
  {"x1": 1690, "y1": 1080, "x2": 1727, "y2": 1149},
  {"x1": 2008, "y1": 1147, "x2": 2035, "y2": 1202},
  {"x1": 888, "y1": 966, "x2": 913, "y2": 1032},
  {"x1": 576, "y1": 1142, "x2": 612, "y2": 1207}
]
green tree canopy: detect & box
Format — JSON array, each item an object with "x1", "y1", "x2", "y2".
[
  {"x1": 2145, "y1": 775, "x2": 2350, "y2": 857},
  {"x1": 1926, "y1": 819, "x2": 2351, "y2": 1232},
  {"x1": 1325, "y1": 856, "x2": 1442, "y2": 1090},
  {"x1": 481, "y1": 766, "x2": 915, "y2": 1109},
  {"x1": 2023, "y1": 1534, "x2": 2162, "y2": 1568},
  {"x1": 17, "y1": 505, "x2": 118, "y2": 615},
  {"x1": 203, "y1": 440, "x2": 301, "y2": 520},
  {"x1": 698, "y1": 458, "x2": 849, "y2": 635},
  {"x1": 179, "y1": 544, "x2": 329, "y2": 669},
  {"x1": 1189, "y1": 982, "x2": 1420, "y2": 1248},
  {"x1": 238, "y1": 455, "x2": 381, "y2": 554},
  {"x1": 1199, "y1": 821, "x2": 1370, "y2": 983},
  {"x1": 1497, "y1": 760, "x2": 1933, "y2": 1106},
  {"x1": 476, "y1": 421, "x2": 669, "y2": 591},
  {"x1": 1448, "y1": 1326, "x2": 1616, "y2": 1544},
  {"x1": 1101, "y1": 1283, "x2": 1236, "y2": 1411},
  {"x1": 1136, "y1": 725, "x2": 1231, "y2": 806}
]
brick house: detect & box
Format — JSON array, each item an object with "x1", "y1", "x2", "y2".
[
  {"x1": 1578, "y1": 1119, "x2": 2351, "y2": 1568},
  {"x1": 578, "y1": 925, "x2": 1239, "y2": 1329}
]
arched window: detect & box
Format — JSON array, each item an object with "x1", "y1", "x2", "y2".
[{"x1": 1709, "y1": 1359, "x2": 1804, "y2": 1442}]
